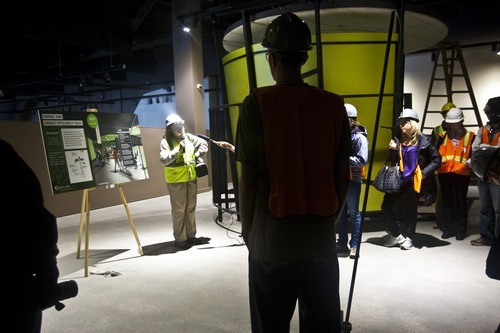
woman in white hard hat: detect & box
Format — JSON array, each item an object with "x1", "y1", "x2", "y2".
[
  {"x1": 336, "y1": 103, "x2": 369, "y2": 259},
  {"x1": 436, "y1": 107, "x2": 475, "y2": 240},
  {"x1": 160, "y1": 113, "x2": 208, "y2": 249},
  {"x1": 381, "y1": 108, "x2": 442, "y2": 250}
]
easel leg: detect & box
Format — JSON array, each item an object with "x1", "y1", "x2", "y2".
[
  {"x1": 77, "y1": 188, "x2": 93, "y2": 277},
  {"x1": 76, "y1": 189, "x2": 87, "y2": 259},
  {"x1": 117, "y1": 184, "x2": 144, "y2": 256},
  {"x1": 84, "y1": 191, "x2": 91, "y2": 277}
]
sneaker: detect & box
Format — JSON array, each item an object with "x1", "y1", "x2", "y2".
[
  {"x1": 400, "y1": 237, "x2": 413, "y2": 250},
  {"x1": 349, "y1": 247, "x2": 358, "y2": 259},
  {"x1": 336, "y1": 243, "x2": 350, "y2": 254},
  {"x1": 383, "y1": 234, "x2": 405, "y2": 247},
  {"x1": 470, "y1": 237, "x2": 493, "y2": 246}
]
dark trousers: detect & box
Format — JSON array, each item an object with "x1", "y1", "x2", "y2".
[
  {"x1": 248, "y1": 251, "x2": 341, "y2": 333},
  {"x1": 438, "y1": 173, "x2": 470, "y2": 237},
  {"x1": 381, "y1": 181, "x2": 419, "y2": 239}
]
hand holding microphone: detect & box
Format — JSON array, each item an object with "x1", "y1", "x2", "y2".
[
  {"x1": 197, "y1": 134, "x2": 234, "y2": 153},
  {"x1": 217, "y1": 141, "x2": 235, "y2": 153},
  {"x1": 179, "y1": 140, "x2": 186, "y2": 152}
]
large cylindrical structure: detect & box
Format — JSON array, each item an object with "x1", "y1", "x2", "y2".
[
  {"x1": 220, "y1": 4, "x2": 446, "y2": 211},
  {"x1": 223, "y1": 32, "x2": 397, "y2": 211}
]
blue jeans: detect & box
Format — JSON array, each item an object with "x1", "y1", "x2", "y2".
[
  {"x1": 337, "y1": 181, "x2": 362, "y2": 248},
  {"x1": 477, "y1": 178, "x2": 500, "y2": 241}
]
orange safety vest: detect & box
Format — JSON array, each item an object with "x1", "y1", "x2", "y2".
[
  {"x1": 349, "y1": 166, "x2": 366, "y2": 180},
  {"x1": 481, "y1": 127, "x2": 500, "y2": 146},
  {"x1": 253, "y1": 85, "x2": 346, "y2": 218},
  {"x1": 438, "y1": 131, "x2": 473, "y2": 175}
]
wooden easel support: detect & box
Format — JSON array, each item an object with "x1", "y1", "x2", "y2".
[{"x1": 76, "y1": 184, "x2": 143, "y2": 277}]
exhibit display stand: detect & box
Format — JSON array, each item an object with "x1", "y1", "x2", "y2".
[
  {"x1": 38, "y1": 110, "x2": 149, "y2": 277},
  {"x1": 77, "y1": 185, "x2": 144, "y2": 277}
]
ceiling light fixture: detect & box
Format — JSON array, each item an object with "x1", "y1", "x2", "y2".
[{"x1": 178, "y1": 18, "x2": 190, "y2": 33}]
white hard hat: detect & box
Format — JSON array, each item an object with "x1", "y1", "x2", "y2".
[
  {"x1": 345, "y1": 104, "x2": 357, "y2": 118},
  {"x1": 445, "y1": 107, "x2": 464, "y2": 123},
  {"x1": 165, "y1": 114, "x2": 184, "y2": 127},
  {"x1": 399, "y1": 108, "x2": 419, "y2": 122}
]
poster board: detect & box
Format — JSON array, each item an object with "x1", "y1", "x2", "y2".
[{"x1": 39, "y1": 111, "x2": 149, "y2": 194}]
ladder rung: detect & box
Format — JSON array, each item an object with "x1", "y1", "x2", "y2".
[{"x1": 423, "y1": 43, "x2": 481, "y2": 134}]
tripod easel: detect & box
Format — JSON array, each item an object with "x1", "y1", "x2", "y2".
[{"x1": 76, "y1": 184, "x2": 144, "y2": 277}]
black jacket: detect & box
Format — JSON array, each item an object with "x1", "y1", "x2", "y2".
[{"x1": 389, "y1": 134, "x2": 442, "y2": 179}]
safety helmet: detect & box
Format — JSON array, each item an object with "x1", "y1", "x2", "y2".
[
  {"x1": 345, "y1": 104, "x2": 357, "y2": 118},
  {"x1": 441, "y1": 102, "x2": 456, "y2": 113},
  {"x1": 471, "y1": 146, "x2": 500, "y2": 181},
  {"x1": 398, "y1": 108, "x2": 419, "y2": 122},
  {"x1": 445, "y1": 107, "x2": 464, "y2": 123},
  {"x1": 165, "y1": 114, "x2": 184, "y2": 127},
  {"x1": 261, "y1": 13, "x2": 313, "y2": 52}
]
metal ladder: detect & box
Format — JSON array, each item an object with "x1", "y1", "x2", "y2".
[{"x1": 420, "y1": 41, "x2": 483, "y2": 135}]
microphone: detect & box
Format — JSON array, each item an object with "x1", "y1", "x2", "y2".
[{"x1": 197, "y1": 134, "x2": 217, "y2": 144}]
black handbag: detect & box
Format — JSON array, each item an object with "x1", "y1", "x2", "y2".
[
  {"x1": 195, "y1": 161, "x2": 208, "y2": 178},
  {"x1": 372, "y1": 160, "x2": 402, "y2": 193}
]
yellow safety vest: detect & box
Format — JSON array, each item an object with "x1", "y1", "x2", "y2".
[{"x1": 164, "y1": 136, "x2": 196, "y2": 183}]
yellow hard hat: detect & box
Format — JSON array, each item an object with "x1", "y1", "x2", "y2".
[{"x1": 441, "y1": 102, "x2": 456, "y2": 113}]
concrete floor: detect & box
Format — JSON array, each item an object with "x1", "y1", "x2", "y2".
[{"x1": 42, "y1": 187, "x2": 500, "y2": 333}]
